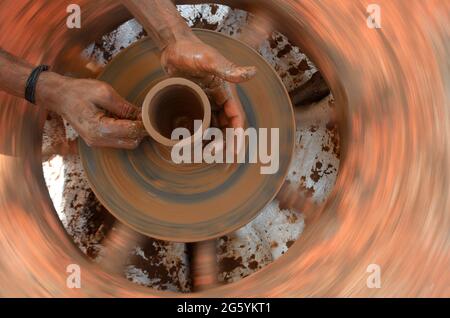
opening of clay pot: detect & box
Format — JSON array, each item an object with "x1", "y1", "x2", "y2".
[{"x1": 142, "y1": 78, "x2": 211, "y2": 147}]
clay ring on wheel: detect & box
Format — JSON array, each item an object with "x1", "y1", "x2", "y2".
[{"x1": 142, "y1": 77, "x2": 211, "y2": 148}]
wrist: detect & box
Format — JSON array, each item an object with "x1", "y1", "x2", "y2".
[
  {"x1": 35, "y1": 72, "x2": 66, "y2": 112},
  {"x1": 159, "y1": 22, "x2": 198, "y2": 49}
]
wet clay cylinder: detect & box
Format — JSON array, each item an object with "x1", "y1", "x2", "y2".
[{"x1": 142, "y1": 77, "x2": 211, "y2": 149}]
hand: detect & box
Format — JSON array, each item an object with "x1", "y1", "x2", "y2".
[
  {"x1": 36, "y1": 72, "x2": 146, "y2": 149},
  {"x1": 161, "y1": 35, "x2": 256, "y2": 130}
]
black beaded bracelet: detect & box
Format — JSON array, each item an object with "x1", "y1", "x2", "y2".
[{"x1": 25, "y1": 65, "x2": 50, "y2": 104}]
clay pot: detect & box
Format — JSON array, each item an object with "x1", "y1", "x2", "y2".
[{"x1": 142, "y1": 77, "x2": 211, "y2": 148}]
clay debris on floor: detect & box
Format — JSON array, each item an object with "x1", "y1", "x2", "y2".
[{"x1": 42, "y1": 4, "x2": 340, "y2": 292}]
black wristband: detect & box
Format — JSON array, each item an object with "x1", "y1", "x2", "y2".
[{"x1": 25, "y1": 65, "x2": 50, "y2": 104}]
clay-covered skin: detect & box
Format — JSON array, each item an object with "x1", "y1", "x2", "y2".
[
  {"x1": 0, "y1": 0, "x2": 449, "y2": 297},
  {"x1": 0, "y1": 0, "x2": 256, "y2": 150},
  {"x1": 0, "y1": 49, "x2": 146, "y2": 149},
  {"x1": 37, "y1": 73, "x2": 146, "y2": 149},
  {"x1": 123, "y1": 0, "x2": 256, "y2": 130},
  {"x1": 162, "y1": 39, "x2": 253, "y2": 130}
]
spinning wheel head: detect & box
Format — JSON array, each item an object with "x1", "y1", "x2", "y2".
[{"x1": 79, "y1": 29, "x2": 295, "y2": 242}]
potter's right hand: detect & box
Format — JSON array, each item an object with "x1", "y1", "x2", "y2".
[{"x1": 35, "y1": 72, "x2": 146, "y2": 149}]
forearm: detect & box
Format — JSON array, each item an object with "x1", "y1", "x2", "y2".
[
  {"x1": 0, "y1": 48, "x2": 34, "y2": 99},
  {"x1": 0, "y1": 48, "x2": 65, "y2": 109},
  {"x1": 121, "y1": 0, "x2": 196, "y2": 50}
]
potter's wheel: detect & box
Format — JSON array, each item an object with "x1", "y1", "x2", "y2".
[
  {"x1": 2, "y1": 0, "x2": 449, "y2": 297},
  {"x1": 79, "y1": 30, "x2": 295, "y2": 242}
]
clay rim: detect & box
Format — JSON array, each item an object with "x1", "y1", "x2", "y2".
[{"x1": 142, "y1": 77, "x2": 212, "y2": 148}]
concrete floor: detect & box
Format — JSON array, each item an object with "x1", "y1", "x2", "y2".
[{"x1": 42, "y1": 4, "x2": 339, "y2": 292}]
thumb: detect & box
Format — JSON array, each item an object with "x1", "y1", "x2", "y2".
[{"x1": 211, "y1": 55, "x2": 257, "y2": 83}]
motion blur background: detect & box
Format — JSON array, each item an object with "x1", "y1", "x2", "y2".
[{"x1": 0, "y1": 0, "x2": 449, "y2": 297}]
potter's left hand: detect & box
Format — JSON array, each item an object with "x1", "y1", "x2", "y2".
[{"x1": 161, "y1": 35, "x2": 256, "y2": 130}]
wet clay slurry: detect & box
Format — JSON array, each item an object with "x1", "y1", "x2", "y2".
[{"x1": 78, "y1": 29, "x2": 295, "y2": 242}]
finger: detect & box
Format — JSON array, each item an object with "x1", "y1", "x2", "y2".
[
  {"x1": 222, "y1": 87, "x2": 245, "y2": 130},
  {"x1": 97, "y1": 116, "x2": 147, "y2": 140},
  {"x1": 95, "y1": 85, "x2": 141, "y2": 120},
  {"x1": 205, "y1": 80, "x2": 231, "y2": 106},
  {"x1": 210, "y1": 55, "x2": 256, "y2": 83},
  {"x1": 108, "y1": 96, "x2": 140, "y2": 120}
]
